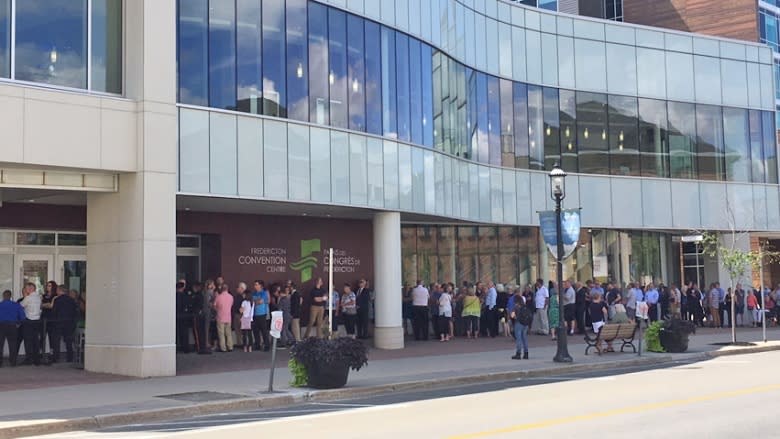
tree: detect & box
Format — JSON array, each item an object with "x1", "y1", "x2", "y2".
[{"x1": 700, "y1": 232, "x2": 779, "y2": 344}]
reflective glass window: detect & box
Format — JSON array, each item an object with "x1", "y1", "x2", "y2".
[
  {"x1": 421, "y1": 44, "x2": 434, "y2": 147},
  {"x1": 365, "y1": 21, "x2": 382, "y2": 135},
  {"x1": 433, "y1": 51, "x2": 444, "y2": 150},
  {"x1": 574, "y1": 39, "x2": 606, "y2": 92},
  {"x1": 476, "y1": 72, "x2": 489, "y2": 163},
  {"x1": 609, "y1": 96, "x2": 639, "y2": 176},
  {"x1": 528, "y1": 85, "x2": 544, "y2": 170},
  {"x1": 723, "y1": 108, "x2": 751, "y2": 182},
  {"x1": 208, "y1": 0, "x2": 236, "y2": 110},
  {"x1": 694, "y1": 56, "x2": 721, "y2": 105},
  {"x1": 763, "y1": 111, "x2": 778, "y2": 184},
  {"x1": 236, "y1": 0, "x2": 262, "y2": 113},
  {"x1": 263, "y1": 0, "x2": 286, "y2": 116},
  {"x1": 328, "y1": 9, "x2": 348, "y2": 129},
  {"x1": 346, "y1": 14, "x2": 365, "y2": 132},
  {"x1": 500, "y1": 79, "x2": 514, "y2": 167},
  {"x1": 395, "y1": 33, "x2": 410, "y2": 142},
  {"x1": 16, "y1": 0, "x2": 87, "y2": 88},
  {"x1": 539, "y1": 0, "x2": 558, "y2": 10},
  {"x1": 543, "y1": 87, "x2": 560, "y2": 171},
  {"x1": 488, "y1": 76, "x2": 501, "y2": 165},
  {"x1": 559, "y1": 90, "x2": 577, "y2": 172},
  {"x1": 638, "y1": 99, "x2": 668, "y2": 178},
  {"x1": 576, "y1": 92, "x2": 609, "y2": 175},
  {"x1": 0, "y1": 0, "x2": 8, "y2": 78},
  {"x1": 695, "y1": 105, "x2": 725, "y2": 181},
  {"x1": 665, "y1": 52, "x2": 694, "y2": 102},
  {"x1": 409, "y1": 39, "x2": 423, "y2": 145},
  {"x1": 636, "y1": 48, "x2": 666, "y2": 98},
  {"x1": 286, "y1": 0, "x2": 308, "y2": 121},
  {"x1": 605, "y1": 43, "x2": 636, "y2": 96},
  {"x1": 381, "y1": 26, "x2": 397, "y2": 138},
  {"x1": 178, "y1": 0, "x2": 208, "y2": 105},
  {"x1": 91, "y1": 0, "x2": 122, "y2": 93},
  {"x1": 749, "y1": 111, "x2": 765, "y2": 184},
  {"x1": 466, "y1": 67, "x2": 476, "y2": 159},
  {"x1": 513, "y1": 83, "x2": 529, "y2": 169},
  {"x1": 667, "y1": 102, "x2": 696, "y2": 179},
  {"x1": 308, "y1": 2, "x2": 329, "y2": 124}
]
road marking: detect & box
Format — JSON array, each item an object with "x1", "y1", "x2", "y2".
[
  {"x1": 310, "y1": 402, "x2": 376, "y2": 407},
  {"x1": 447, "y1": 383, "x2": 780, "y2": 439}
]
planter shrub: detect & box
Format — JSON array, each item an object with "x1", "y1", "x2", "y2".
[{"x1": 290, "y1": 337, "x2": 369, "y2": 389}]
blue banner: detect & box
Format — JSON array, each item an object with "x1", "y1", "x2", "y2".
[{"x1": 538, "y1": 209, "x2": 581, "y2": 261}]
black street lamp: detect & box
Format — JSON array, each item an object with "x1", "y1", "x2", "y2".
[{"x1": 550, "y1": 163, "x2": 573, "y2": 363}]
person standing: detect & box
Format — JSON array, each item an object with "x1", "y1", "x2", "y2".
[
  {"x1": 191, "y1": 281, "x2": 210, "y2": 355},
  {"x1": 484, "y1": 282, "x2": 498, "y2": 337},
  {"x1": 288, "y1": 281, "x2": 303, "y2": 342},
  {"x1": 548, "y1": 282, "x2": 560, "y2": 341},
  {"x1": 645, "y1": 283, "x2": 660, "y2": 323},
  {"x1": 438, "y1": 286, "x2": 453, "y2": 342},
  {"x1": 214, "y1": 285, "x2": 234, "y2": 352},
  {"x1": 510, "y1": 289, "x2": 532, "y2": 360},
  {"x1": 0, "y1": 290, "x2": 25, "y2": 367},
  {"x1": 562, "y1": 280, "x2": 577, "y2": 335},
  {"x1": 20, "y1": 283, "x2": 43, "y2": 365},
  {"x1": 734, "y1": 284, "x2": 745, "y2": 327},
  {"x1": 461, "y1": 288, "x2": 481, "y2": 338},
  {"x1": 716, "y1": 282, "x2": 727, "y2": 328},
  {"x1": 251, "y1": 280, "x2": 271, "y2": 350},
  {"x1": 708, "y1": 283, "x2": 721, "y2": 328},
  {"x1": 50, "y1": 285, "x2": 78, "y2": 363},
  {"x1": 355, "y1": 279, "x2": 371, "y2": 339},
  {"x1": 340, "y1": 284, "x2": 358, "y2": 339},
  {"x1": 411, "y1": 280, "x2": 430, "y2": 341},
  {"x1": 175, "y1": 282, "x2": 191, "y2": 353},
  {"x1": 533, "y1": 279, "x2": 550, "y2": 335},
  {"x1": 747, "y1": 289, "x2": 759, "y2": 327},
  {"x1": 304, "y1": 278, "x2": 327, "y2": 339},
  {"x1": 575, "y1": 282, "x2": 588, "y2": 335},
  {"x1": 589, "y1": 292, "x2": 610, "y2": 354},
  {"x1": 623, "y1": 283, "x2": 637, "y2": 323},
  {"x1": 232, "y1": 282, "x2": 246, "y2": 349},
  {"x1": 239, "y1": 292, "x2": 254, "y2": 352},
  {"x1": 277, "y1": 285, "x2": 294, "y2": 346}
]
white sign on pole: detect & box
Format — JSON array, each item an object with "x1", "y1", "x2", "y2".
[
  {"x1": 636, "y1": 301, "x2": 649, "y2": 320},
  {"x1": 270, "y1": 311, "x2": 283, "y2": 339}
]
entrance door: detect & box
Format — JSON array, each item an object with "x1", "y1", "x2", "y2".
[
  {"x1": 58, "y1": 255, "x2": 87, "y2": 296},
  {"x1": 16, "y1": 255, "x2": 54, "y2": 298}
]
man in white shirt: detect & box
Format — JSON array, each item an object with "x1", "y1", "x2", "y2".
[
  {"x1": 533, "y1": 279, "x2": 550, "y2": 335},
  {"x1": 411, "y1": 280, "x2": 430, "y2": 341},
  {"x1": 624, "y1": 283, "x2": 637, "y2": 321},
  {"x1": 484, "y1": 282, "x2": 498, "y2": 337},
  {"x1": 20, "y1": 283, "x2": 42, "y2": 365},
  {"x1": 562, "y1": 280, "x2": 577, "y2": 335}
]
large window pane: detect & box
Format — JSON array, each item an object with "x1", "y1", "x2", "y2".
[
  {"x1": 574, "y1": 39, "x2": 606, "y2": 92},
  {"x1": 328, "y1": 9, "x2": 348, "y2": 128},
  {"x1": 609, "y1": 96, "x2": 639, "y2": 176},
  {"x1": 638, "y1": 99, "x2": 668, "y2": 178},
  {"x1": 208, "y1": 0, "x2": 236, "y2": 110},
  {"x1": 696, "y1": 105, "x2": 725, "y2": 181},
  {"x1": 381, "y1": 26, "x2": 397, "y2": 138},
  {"x1": 0, "y1": 0, "x2": 8, "y2": 78},
  {"x1": 476, "y1": 72, "x2": 489, "y2": 163},
  {"x1": 528, "y1": 85, "x2": 544, "y2": 170},
  {"x1": 500, "y1": 79, "x2": 514, "y2": 167},
  {"x1": 723, "y1": 108, "x2": 751, "y2": 182},
  {"x1": 91, "y1": 0, "x2": 122, "y2": 93},
  {"x1": 576, "y1": 92, "x2": 609, "y2": 175},
  {"x1": 179, "y1": 0, "x2": 208, "y2": 105},
  {"x1": 749, "y1": 111, "x2": 765, "y2": 184},
  {"x1": 513, "y1": 82, "x2": 529, "y2": 169},
  {"x1": 409, "y1": 39, "x2": 423, "y2": 145},
  {"x1": 763, "y1": 111, "x2": 778, "y2": 184},
  {"x1": 668, "y1": 102, "x2": 696, "y2": 179},
  {"x1": 263, "y1": 0, "x2": 286, "y2": 116},
  {"x1": 421, "y1": 44, "x2": 434, "y2": 147},
  {"x1": 308, "y1": 2, "x2": 328, "y2": 124},
  {"x1": 559, "y1": 90, "x2": 577, "y2": 172},
  {"x1": 236, "y1": 0, "x2": 262, "y2": 113},
  {"x1": 347, "y1": 14, "x2": 365, "y2": 132},
  {"x1": 543, "y1": 87, "x2": 560, "y2": 171},
  {"x1": 365, "y1": 21, "x2": 382, "y2": 135},
  {"x1": 16, "y1": 0, "x2": 87, "y2": 88},
  {"x1": 487, "y1": 76, "x2": 501, "y2": 165},
  {"x1": 395, "y1": 33, "x2": 410, "y2": 142},
  {"x1": 286, "y1": 0, "x2": 308, "y2": 121}
]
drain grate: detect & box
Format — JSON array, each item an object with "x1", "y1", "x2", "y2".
[{"x1": 155, "y1": 391, "x2": 245, "y2": 402}]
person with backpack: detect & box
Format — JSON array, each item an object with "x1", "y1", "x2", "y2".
[{"x1": 510, "y1": 288, "x2": 533, "y2": 360}]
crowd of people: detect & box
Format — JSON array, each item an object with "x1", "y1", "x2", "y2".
[
  {"x1": 175, "y1": 276, "x2": 374, "y2": 354},
  {"x1": 0, "y1": 281, "x2": 85, "y2": 367}
]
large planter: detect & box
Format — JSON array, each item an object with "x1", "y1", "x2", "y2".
[
  {"x1": 659, "y1": 329, "x2": 690, "y2": 353},
  {"x1": 306, "y1": 360, "x2": 350, "y2": 389}
]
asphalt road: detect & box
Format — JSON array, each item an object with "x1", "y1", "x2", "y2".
[{"x1": 40, "y1": 351, "x2": 780, "y2": 439}]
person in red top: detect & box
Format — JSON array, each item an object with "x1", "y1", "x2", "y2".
[
  {"x1": 214, "y1": 285, "x2": 234, "y2": 352},
  {"x1": 746, "y1": 289, "x2": 759, "y2": 327}
]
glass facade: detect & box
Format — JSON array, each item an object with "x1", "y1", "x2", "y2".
[{"x1": 177, "y1": 0, "x2": 779, "y2": 184}]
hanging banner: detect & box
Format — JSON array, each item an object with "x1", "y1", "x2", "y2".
[{"x1": 538, "y1": 209, "x2": 581, "y2": 261}]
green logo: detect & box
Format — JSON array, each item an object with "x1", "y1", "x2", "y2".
[{"x1": 289, "y1": 238, "x2": 321, "y2": 283}]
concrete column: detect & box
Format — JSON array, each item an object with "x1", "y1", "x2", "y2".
[
  {"x1": 373, "y1": 212, "x2": 404, "y2": 349},
  {"x1": 84, "y1": 0, "x2": 178, "y2": 377}
]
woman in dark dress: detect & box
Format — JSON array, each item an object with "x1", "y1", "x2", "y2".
[{"x1": 688, "y1": 283, "x2": 705, "y2": 327}]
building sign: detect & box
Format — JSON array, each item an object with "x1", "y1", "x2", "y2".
[{"x1": 538, "y1": 209, "x2": 581, "y2": 261}]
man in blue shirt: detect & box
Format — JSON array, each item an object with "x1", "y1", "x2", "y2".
[
  {"x1": 645, "y1": 284, "x2": 660, "y2": 322},
  {"x1": 716, "y1": 282, "x2": 727, "y2": 328},
  {"x1": 251, "y1": 280, "x2": 271, "y2": 351},
  {"x1": 0, "y1": 290, "x2": 26, "y2": 367},
  {"x1": 485, "y1": 282, "x2": 498, "y2": 337}
]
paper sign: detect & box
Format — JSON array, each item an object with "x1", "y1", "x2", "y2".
[
  {"x1": 270, "y1": 311, "x2": 283, "y2": 339},
  {"x1": 636, "y1": 301, "x2": 649, "y2": 320}
]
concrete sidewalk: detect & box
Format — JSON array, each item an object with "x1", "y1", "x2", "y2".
[{"x1": 2, "y1": 328, "x2": 779, "y2": 438}]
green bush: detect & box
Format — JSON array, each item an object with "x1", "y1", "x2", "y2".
[
  {"x1": 288, "y1": 358, "x2": 308, "y2": 387},
  {"x1": 645, "y1": 321, "x2": 665, "y2": 353}
]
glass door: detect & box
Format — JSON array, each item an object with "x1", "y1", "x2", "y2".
[
  {"x1": 16, "y1": 255, "x2": 54, "y2": 296},
  {"x1": 58, "y1": 255, "x2": 87, "y2": 296}
]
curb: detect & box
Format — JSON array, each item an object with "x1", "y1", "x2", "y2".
[{"x1": 3, "y1": 342, "x2": 779, "y2": 439}]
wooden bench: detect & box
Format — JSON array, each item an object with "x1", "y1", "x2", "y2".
[{"x1": 584, "y1": 323, "x2": 637, "y2": 355}]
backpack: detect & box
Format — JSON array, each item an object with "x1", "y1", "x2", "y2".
[{"x1": 516, "y1": 305, "x2": 534, "y2": 326}]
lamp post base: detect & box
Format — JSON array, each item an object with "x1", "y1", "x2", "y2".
[{"x1": 553, "y1": 327, "x2": 573, "y2": 363}]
